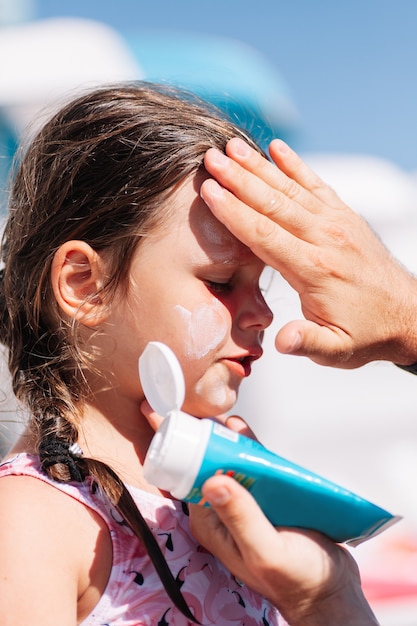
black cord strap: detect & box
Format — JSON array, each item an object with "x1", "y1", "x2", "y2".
[
  {"x1": 101, "y1": 464, "x2": 202, "y2": 625},
  {"x1": 39, "y1": 442, "x2": 201, "y2": 623}
]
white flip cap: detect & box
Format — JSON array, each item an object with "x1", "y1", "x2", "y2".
[
  {"x1": 139, "y1": 341, "x2": 185, "y2": 417},
  {"x1": 139, "y1": 341, "x2": 212, "y2": 498}
]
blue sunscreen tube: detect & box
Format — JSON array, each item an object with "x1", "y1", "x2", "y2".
[{"x1": 140, "y1": 342, "x2": 401, "y2": 546}]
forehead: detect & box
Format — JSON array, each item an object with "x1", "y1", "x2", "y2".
[{"x1": 166, "y1": 172, "x2": 255, "y2": 265}]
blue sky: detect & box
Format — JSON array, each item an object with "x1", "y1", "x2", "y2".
[{"x1": 9, "y1": 0, "x2": 417, "y2": 171}]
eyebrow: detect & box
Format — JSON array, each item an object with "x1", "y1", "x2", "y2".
[{"x1": 194, "y1": 256, "x2": 239, "y2": 268}]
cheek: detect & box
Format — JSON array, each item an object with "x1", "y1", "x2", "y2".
[{"x1": 173, "y1": 298, "x2": 229, "y2": 359}]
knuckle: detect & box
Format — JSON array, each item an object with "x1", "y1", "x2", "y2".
[
  {"x1": 323, "y1": 221, "x2": 357, "y2": 249},
  {"x1": 308, "y1": 171, "x2": 327, "y2": 194},
  {"x1": 261, "y1": 186, "x2": 294, "y2": 221},
  {"x1": 278, "y1": 175, "x2": 300, "y2": 200},
  {"x1": 309, "y1": 247, "x2": 335, "y2": 274},
  {"x1": 252, "y1": 214, "x2": 280, "y2": 248}
]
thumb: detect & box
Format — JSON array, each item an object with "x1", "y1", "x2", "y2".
[
  {"x1": 190, "y1": 474, "x2": 281, "y2": 600},
  {"x1": 201, "y1": 474, "x2": 277, "y2": 558},
  {"x1": 275, "y1": 320, "x2": 351, "y2": 367}
]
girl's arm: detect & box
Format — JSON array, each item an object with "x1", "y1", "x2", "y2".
[
  {"x1": 191, "y1": 474, "x2": 380, "y2": 626},
  {"x1": 201, "y1": 139, "x2": 417, "y2": 370}
]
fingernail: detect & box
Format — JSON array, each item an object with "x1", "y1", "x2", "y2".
[
  {"x1": 229, "y1": 137, "x2": 250, "y2": 157},
  {"x1": 204, "y1": 485, "x2": 231, "y2": 506},
  {"x1": 208, "y1": 148, "x2": 228, "y2": 166},
  {"x1": 273, "y1": 139, "x2": 289, "y2": 154},
  {"x1": 201, "y1": 179, "x2": 224, "y2": 199}
]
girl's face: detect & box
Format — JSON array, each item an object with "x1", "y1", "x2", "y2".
[{"x1": 106, "y1": 171, "x2": 273, "y2": 418}]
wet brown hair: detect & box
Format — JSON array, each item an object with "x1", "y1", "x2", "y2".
[{"x1": 0, "y1": 82, "x2": 263, "y2": 620}]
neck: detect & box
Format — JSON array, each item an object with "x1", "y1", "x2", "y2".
[
  {"x1": 76, "y1": 393, "x2": 159, "y2": 491},
  {"x1": 9, "y1": 390, "x2": 162, "y2": 494}
]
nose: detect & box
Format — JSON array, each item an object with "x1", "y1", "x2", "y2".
[{"x1": 236, "y1": 286, "x2": 274, "y2": 333}]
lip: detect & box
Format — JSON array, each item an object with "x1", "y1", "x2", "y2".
[{"x1": 222, "y1": 351, "x2": 262, "y2": 378}]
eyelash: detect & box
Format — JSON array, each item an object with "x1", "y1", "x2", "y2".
[{"x1": 205, "y1": 280, "x2": 234, "y2": 294}]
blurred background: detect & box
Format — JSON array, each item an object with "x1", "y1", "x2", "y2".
[{"x1": 1, "y1": 1, "x2": 417, "y2": 623}]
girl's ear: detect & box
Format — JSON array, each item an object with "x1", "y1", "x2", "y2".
[{"x1": 51, "y1": 240, "x2": 108, "y2": 327}]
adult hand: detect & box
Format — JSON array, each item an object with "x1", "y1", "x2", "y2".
[
  {"x1": 192, "y1": 474, "x2": 379, "y2": 626},
  {"x1": 201, "y1": 138, "x2": 417, "y2": 368},
  {"x1": 141, "y1": 401, "x2": 378, "y2": 625}
]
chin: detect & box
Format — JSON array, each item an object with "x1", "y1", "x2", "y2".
[
  {"x1": 185, "y1": 375, "x2": 240, "y2": 415},
  {"x1": 184, "y1": 390, "x2": 237, "y2": 419}
]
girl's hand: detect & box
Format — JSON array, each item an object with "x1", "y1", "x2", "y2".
[
  {"x1": 141, "y1": 400, "x2": 165, "y2": 432},
  {"x1": 201, "y1": 138, "x2": 417, "y2": 369}
]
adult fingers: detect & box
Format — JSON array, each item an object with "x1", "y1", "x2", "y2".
[
  {"x1": 203, "y1": 146, "x2": 322, "y2": 235},
  {"x1": 221, "y1": 136, "x2": 346, "y2": 213},
  {"x1": 226, "y1": 138, "x2": 312, "y2": 207},
  {"x1": 200, "y1": 177, "x2": 312, "y2": 274},
  {"x1": 194, "y1": 474, "x2": 348, "y2": 600},
  {"x1": 225, "y1": 137, "x2": 331, "y2": 214},
  {"x1": 206, "y1": 137, "x2": 347, "y2": 218},
  {"x1": 268, "y1": 139, "x2": 347, "y2": 209},
  {"x1": 199, "y1": 474, "x2": 279, "y2": 559},
  {"x1": 190, "y1": 473, "x2": 282, "y2": 594}
]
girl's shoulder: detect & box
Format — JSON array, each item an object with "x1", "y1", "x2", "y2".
[
  {"x1": 0, "y1": 453, "x2": 112, "y2": 624},
  {"x1": 1, "y1": 451, "x2": 83, "y2": 489},
  {"x1": 0, "y1": 451, "x2": 93, "y2": 506},
  {"x1": 0, "y1": 452, "x2": 87, "y2": 514},
  {"x1": 0, "y1": 452, "x2": 103, "y2": 511},
  {"x1": 0, "y1": 453, "x2": 100, "y2": 537},
  {"x1": 0, "y1": 452, "x2": 113, "y2": 551}
]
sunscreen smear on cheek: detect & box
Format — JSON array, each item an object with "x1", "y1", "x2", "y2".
[
  {"x1": 139, "y1": 342, "x2": 401, "y2": 546},
  {"x1": 174, "y1": 300, "x2": 228, "y2": 359}
]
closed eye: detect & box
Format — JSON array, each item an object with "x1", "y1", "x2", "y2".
[{"x1": 205, "y1": 280, "x2": 233, "y2": 295}]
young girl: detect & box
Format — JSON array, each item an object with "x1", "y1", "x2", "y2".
[{"x1": 0, "y1": 83, "x2": 284, "y2": 625}]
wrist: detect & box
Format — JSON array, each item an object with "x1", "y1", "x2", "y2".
[
  {"x1": 281, "y1": 583, "x2": 379, "y2": 626},
  {"x1": 381, "y1": 273, "x2": 417, "y2": 367}
]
